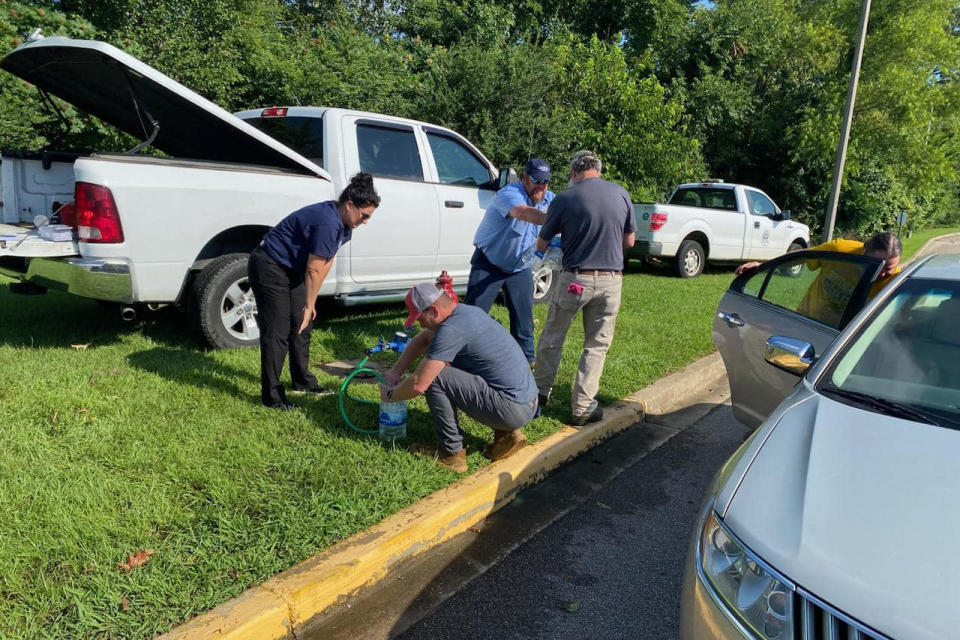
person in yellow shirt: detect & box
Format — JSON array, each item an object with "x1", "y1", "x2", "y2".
[{"x1": 735, "y1": 232, "x2": 902, "y2": 327}]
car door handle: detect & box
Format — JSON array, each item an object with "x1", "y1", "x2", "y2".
[
  {"x1": 444, "y1": 200, "x2": 464, "y2": 208},
  {"x1": 717, "y1": 311, "x2": 745, "y2": 327},
  {"x1": 753, "y1": 221, "x2": 760, "y2": 229}
]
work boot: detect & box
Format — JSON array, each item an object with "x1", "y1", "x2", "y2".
[
  {"x1": 484, "y1": 429, "x2": 527, "y2": 461},
  {"x1": 409, "y1": 443, "x2": 468, "y2": 473},
  {"x1": 571, "y1": 400, "x2": 603, "y2": 426}
]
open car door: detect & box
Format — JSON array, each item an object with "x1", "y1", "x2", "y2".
[{"x1": 714, "y1": 250, "x2": 884, "y2": 427}]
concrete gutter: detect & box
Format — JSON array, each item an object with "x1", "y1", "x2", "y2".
[{"x1": 161, "y1": 352, "x2": 727, "y2": 640}]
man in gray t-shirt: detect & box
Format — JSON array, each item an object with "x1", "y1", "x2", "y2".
[
  {"x1": 380, "y1": 283, "x2": 538, "y2": 472},
  {"x1": 534, "y1": 150, "x2": 636, "y2": 425}
]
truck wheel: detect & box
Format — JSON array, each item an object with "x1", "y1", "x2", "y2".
[
  {"x1": 532, "y1": 265, "x2": 556, "y2": 305},
  {"x1": 193, "y1": 253, "x2": 259, "y2": 349},
  {"x1": 785, "y1": 241, "x2": 804, "y2": 277},
  {"x1": 674, "y1": 240, "x2": 705, "y2": 278}
]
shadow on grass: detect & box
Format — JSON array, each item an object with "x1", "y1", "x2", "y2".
[
  {"x1": 125, "y1": 344, "x2": 491, "y2": 454},
  {"x1": 126, "y1": 347, "x2": 259, "y2": 400},
  {"x1": 0, "y1": 286, "x2": 144, "y2": 349},
  {"x1": 624, "y1": 256, "x2": 739, "y2": 279}
]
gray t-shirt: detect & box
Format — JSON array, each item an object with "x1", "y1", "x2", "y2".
[
  {"x1": 539, "y1": 177, "x2": 636, "y2": 271},
  {"x1": 427, "y1": 304, "x2": 537, "y2": 404}
]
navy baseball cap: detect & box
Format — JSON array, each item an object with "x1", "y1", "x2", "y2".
[{"x1": 524, "y1": 158, "x2": 551, "y2": 183}]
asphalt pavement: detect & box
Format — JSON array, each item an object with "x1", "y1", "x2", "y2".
[{"x1": 396, "y1": 401, "x2": 751, "y2": 640}]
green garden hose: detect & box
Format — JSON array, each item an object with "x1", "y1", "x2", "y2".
[{"x1": 338, "y1": 356, "x2": 386, "y2": 435}]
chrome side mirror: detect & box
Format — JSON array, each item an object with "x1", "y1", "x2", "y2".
[
  {"x1": 764, "y1": 335, "x2": 815, "y2": 376},
  {"x1": 498, "y1": 167, "x2": 518, "y2": 189}
]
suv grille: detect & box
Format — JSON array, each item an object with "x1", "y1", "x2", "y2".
[{"x1": 796, "y1": 591, "x2": 891, "y2": 640}]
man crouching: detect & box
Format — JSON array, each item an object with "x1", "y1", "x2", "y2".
[{"x1": 380, "y1": 282, "x2": 538, "y2": 473}]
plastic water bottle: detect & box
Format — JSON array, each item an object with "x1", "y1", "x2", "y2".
[
  {"x1": 543, "y1": 238, "x2": 563, "y2": 270},
  {"x1": 379, "y1": 401, "x2": 407, "y2": 441},
  {"x1": 521, "y1": 244, "x2": 545, "y2": 271}
]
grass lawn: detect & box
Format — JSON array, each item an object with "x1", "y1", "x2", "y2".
[
  {"x1": 0, "y1": 260, "x2": 731, "y2": 638},
  {"x1": 901, "y1": 224, "x2": 960, "y2": 259}
]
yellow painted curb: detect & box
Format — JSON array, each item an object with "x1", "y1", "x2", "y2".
[{"x1": 161, "y1": 352, "x2": 725, "y2": 640}]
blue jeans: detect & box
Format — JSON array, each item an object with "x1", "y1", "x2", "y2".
[{"x1": 464, "y1": 248, "x2": 536, "y2": 362}]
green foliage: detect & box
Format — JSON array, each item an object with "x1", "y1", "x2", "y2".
[
  {"x1": 656, "y1": 0, "x2": 960, "y2": 235},
  {"x1": 0, "y1": 1, "x2": 100, "y2": 149},
  {"x1": 414, "y1": 34, "x2": 703, "y2": 199},
  {"x1": 2, "y1": 0, "x2": 959, "y2": 232}
]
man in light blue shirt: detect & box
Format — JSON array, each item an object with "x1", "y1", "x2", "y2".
[{"x1": 465, "y1": 158, "x2": 555, "y2": 363}]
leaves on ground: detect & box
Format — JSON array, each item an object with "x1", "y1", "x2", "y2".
[{"x1": 118, "y1": 549, "x2": 155, "y2": 572}]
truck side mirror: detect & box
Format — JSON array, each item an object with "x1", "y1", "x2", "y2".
[
  {"x1": 778, "y1": 209, "x2": 791, "y2": 221},
  {"x1": 498, "y1": 167, "x2": 519, "y2": 189}
]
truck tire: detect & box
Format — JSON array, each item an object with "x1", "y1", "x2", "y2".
[
  {"x1": 785, "y1": 241, "x2": 804, "y2": 277},
  {"x1": 674, "y1": 239, "x2": 705, "y2": 278},
  {"x1": 532, "y1": 265, "x2": 556, "y2": 305},
  {"x1": 192, "y1": 253, "x2": 259, "y2": 349}
]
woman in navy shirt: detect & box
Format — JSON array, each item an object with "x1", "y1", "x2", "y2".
[{"x1": 249, "y1": 173, "x2": 380, "y2": 409}]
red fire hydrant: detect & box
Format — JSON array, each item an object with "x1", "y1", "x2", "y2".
[{"x1": 436, "y1": 270, "x2": 458, "y2": 303}]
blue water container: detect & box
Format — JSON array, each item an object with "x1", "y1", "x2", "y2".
[{"x1": 379, "y1": 401, "x2": 408, "y2": 440}]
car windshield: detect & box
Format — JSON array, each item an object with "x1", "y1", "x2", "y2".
[{"x1": 819, "y1": 278, "x2": 960, "y2": 429}]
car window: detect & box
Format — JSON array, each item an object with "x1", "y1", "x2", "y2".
[
  {"x1": 426, "y1": 132, "x2": 493, "y2": 187},
  {"x1": 357, "y1": 124, "x2": 424, "y2": 180},
  {"x1": 739, "y1": 254, "x2": 879, "y2": 329},
  {"x1": 821, "y1": 278, "x2": 960, "y2": 429},
  {"x1": 243, "y1": 116, "x2": 323, "y2": 167},
  {"x1": 669, "y1": 188, "x2": 737, "y2": 211},
  {"x1": 747, "y1": 191, "x2": 776, "y2": 216}
]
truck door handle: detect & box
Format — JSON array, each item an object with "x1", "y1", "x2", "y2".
[
  {"x1": 444, "y1": 200, "x2": 464, "y2": 208},
  {"x1": 718, "y1": 311, "x2": 745, "y2": 327},
  {"x1": 753, "y1": 221, "x2": 760, "y2": 229}
]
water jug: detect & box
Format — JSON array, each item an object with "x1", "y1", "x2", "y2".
[
  {"x1": 379, "y1": 400, "x2": 408, "y2": 440},
  {"x1": 521, "y1": 244, "x2": 545, "y2": 271}
]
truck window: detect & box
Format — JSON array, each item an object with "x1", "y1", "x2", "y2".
[
  {"x1": 669, "y1": 188, "x2": 737, "y2": 211},
  {"x1": 747, "y1": 191, "x2": 777, "y2": 216},
  {"x1": 426, "y1": 132, "x2": 494, "y2": 188},
  {"x1": 357, "y1": 124, "x2": 424, "y2": 180},
  {"x1": 242, "y1": 117, "x2": 324, "y2": 167}
]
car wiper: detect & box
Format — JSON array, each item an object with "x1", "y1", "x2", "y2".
[{"x1": 819, "y1": 385, "x2": 939, "y2": 425}]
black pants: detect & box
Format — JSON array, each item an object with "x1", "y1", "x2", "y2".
[{"x1": 248, "y1": 246, "x2": 318, "y2": 406}]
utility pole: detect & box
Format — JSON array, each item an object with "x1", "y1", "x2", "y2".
[{"x1": 823, "y1": 0, "x2": 871, "y2": 242}]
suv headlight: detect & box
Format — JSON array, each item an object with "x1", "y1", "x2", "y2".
[{"x1": 699, "y1": 510, "x2": 794, "y2": 640}]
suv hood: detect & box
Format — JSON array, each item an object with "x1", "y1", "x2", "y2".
[
  {"x1": 1, "y1": 37, "x2": 328, "y2": 179},
  {"x1": 723, "y1": 394, "x2": 960, "y2": 640}
]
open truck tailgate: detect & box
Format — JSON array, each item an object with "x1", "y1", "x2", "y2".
[{"x1": 0, "y1": 223, "x2": 79, "y2": 258}]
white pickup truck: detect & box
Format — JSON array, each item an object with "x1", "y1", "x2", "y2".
[
  {"x1": 0, "y1": 36, "x2": 509, "y2": 348},
  {"x1": 627, "y1": 181, "x2": 810, "y2": 278}
]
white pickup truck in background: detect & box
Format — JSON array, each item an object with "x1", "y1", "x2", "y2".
[
  {"x1": 627, "y1": 181, "x2": 810, "y2": 278},
  {"x1": 0, "y1": 36, "x2": 507, "y2": 348}
]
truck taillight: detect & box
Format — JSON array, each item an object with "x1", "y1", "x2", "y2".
[
  {"x1": 650, "y1": 212, "x2": 668, "y2": 231},
  {"x1": 75, "y1": 182, "x2": 124, "y2": 243},
  {"x1": 261, "y1": 107, "x2": 288, "y2": 117}
]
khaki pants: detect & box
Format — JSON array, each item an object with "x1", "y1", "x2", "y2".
[{"x1": 534, "y1": 270, "x2": 623, "y2": 415}]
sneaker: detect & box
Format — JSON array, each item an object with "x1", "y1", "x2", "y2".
[
  {"x1": 265, "y1": 400, "x2": 296, "y2": 411},
  {"x1": 484, "y1": 429, "x2": 528, "y2": 461},
  {"x1": 409, "y1": 443, "x2": 468, "y2": 473},
  {"x1": 571, "y1": 401, "x2": 603, "y2": 426}
]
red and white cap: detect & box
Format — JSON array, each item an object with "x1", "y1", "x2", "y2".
[{"x1": 403, "y1": 282, "x2": 444, "y2": 327}]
